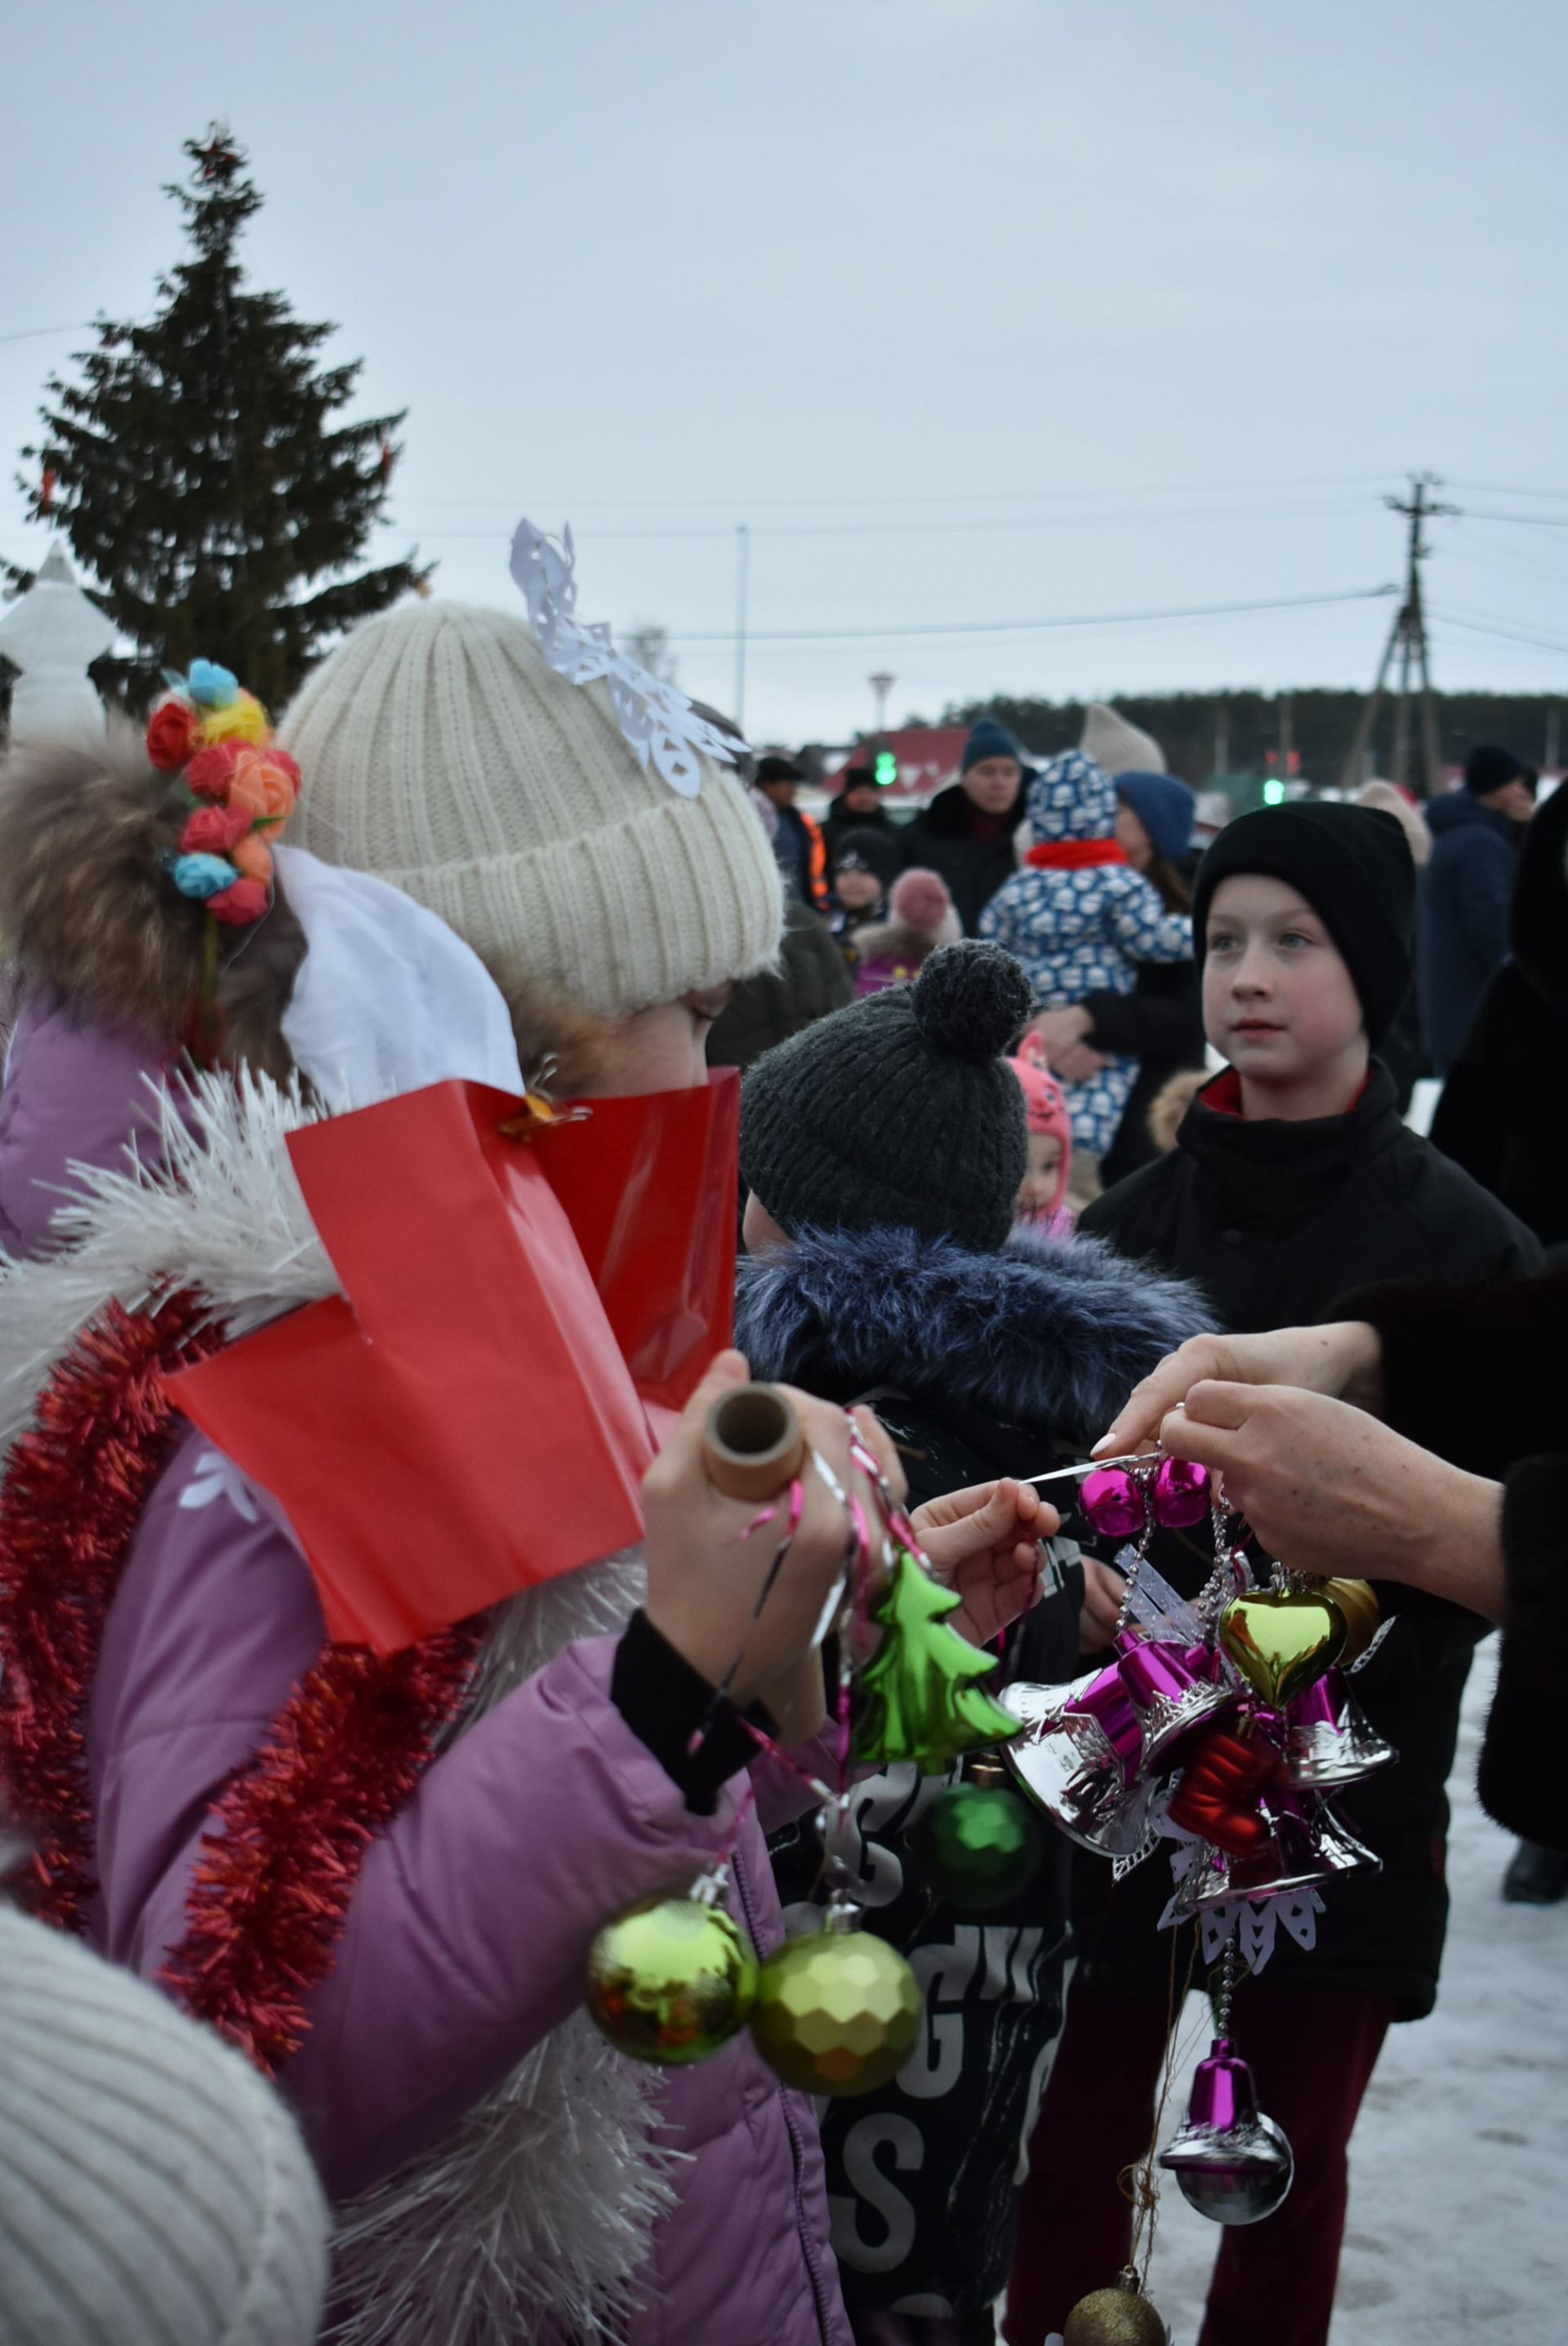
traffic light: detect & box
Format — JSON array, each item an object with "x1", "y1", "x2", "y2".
[
  {"x1": 1263, "y1": 778, "x2": 1286, "y2": 806},
  {"x1": 873, "y1": 749, "x2": 898, "y2": 788}
]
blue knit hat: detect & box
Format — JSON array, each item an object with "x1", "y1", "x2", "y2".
[
  {"x1": 1116, "y1": 771, "x2": 1196, "y2": 863},
  {"x1": 962, "y1": 718, "x2": 1022, "y2": 774}
]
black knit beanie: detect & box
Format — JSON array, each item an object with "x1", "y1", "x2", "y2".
[
  {"x1": 1192, "y1": 802, "x2": 1415, "y2": 1046},
  {"x1": 740, "y1": 942, "x2": 1033, "y2": 1252},
  {"x1": 831, "y1": 825, "x2": 901, "y2": 888}
]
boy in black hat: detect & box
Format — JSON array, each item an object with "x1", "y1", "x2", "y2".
[
  {"x1": 1006, "y1": 802, "x2": 1541, "y2": 2346},
  {"x1": 826, "y1": 824, "x2": 902, "y2": 965}
]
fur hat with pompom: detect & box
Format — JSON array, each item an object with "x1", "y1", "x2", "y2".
[
  {"x1": 740, "y1": 940, "x2": 1032, "y2": 1251},
  {"x1": 888, "y1": 866, "x2": 961, "y2": 944}
]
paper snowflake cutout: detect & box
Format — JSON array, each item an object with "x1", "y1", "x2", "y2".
[
  {"x1": 509, "y1": 520, "x2": 742, "y2": 798},
  {"x1": 178, "y1": 1446, "x2": 262, "y2": 1526}
]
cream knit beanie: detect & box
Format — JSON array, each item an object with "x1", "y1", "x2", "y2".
[
  {"x1": 281, "y1": 600, "x2": 782, "y2": 1019},
  {"x1": 1080, "y1": 701, "x2": 1166, "y2": 778}
]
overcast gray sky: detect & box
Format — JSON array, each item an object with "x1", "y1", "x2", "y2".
[{"x1": 4, "y1": 0, "x2": 1566, "y2": 745}]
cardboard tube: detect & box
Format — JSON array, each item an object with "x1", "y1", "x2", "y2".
[{"x1": 704, "y1": 1384, "x2": 805, "y2": 1504}]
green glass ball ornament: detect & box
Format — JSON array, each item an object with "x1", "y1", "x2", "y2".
[
  {"x1": 751, "y1": 1912, "x2": 922, "y2": 2097},
  {"x1": 586, "y1": 1892, "x2": 759, "y2": 2066},
  {"x1": 1062, "y1": 2268, "x2": 1169, "y2": 2345},
  {"x1": 909, "y1": 1777, "x2": 1049, "y2": 1911}
]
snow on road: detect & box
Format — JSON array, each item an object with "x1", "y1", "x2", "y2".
[{"x1": 1145, "y1": 1640, "x2": 1567, "y2": 2344}]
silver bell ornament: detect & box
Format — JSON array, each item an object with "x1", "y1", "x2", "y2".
[
  {"x1": 999, "y1": 1676, "x2": 1153, "y2": 1858},
  {"x1": 1159, "y1": 2033, "x2": 1294, "y2": 2225},
  {"x1": 1285, "y1": 1670, "x2": 1397, "y2": 1789},
  {"x1": 1170, "y1": 1788, "x2": 1378, "y2": 1920}
]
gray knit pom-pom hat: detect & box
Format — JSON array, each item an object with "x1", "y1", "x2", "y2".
[
  {"x1": 741, "y1": 941, "x2": 1033, "y2": 1251},
  {"x1": 280, "y1": 600, "x2": 782, "y2": 1019}
]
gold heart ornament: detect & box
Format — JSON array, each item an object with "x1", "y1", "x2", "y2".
[{"x1": 1218, "y1": 1588, "x2": 1348, "y2": 1710}]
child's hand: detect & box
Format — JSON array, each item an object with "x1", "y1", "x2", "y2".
[
  {"x1": 1079, "y1": 1554, "x2": 1125, "y2": 1653},
  {"x1": 644, "y1": 1351, "x2": 905, "y2": 1715},
  {"x1": 912, "y1": 1478, "x2": 1060, "y2": 1649}
]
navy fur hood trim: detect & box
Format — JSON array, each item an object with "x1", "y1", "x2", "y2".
[{"x1": 735, "y1": 1223, "x2": 1209, "y2": 1441}]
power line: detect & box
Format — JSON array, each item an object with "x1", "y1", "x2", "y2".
[
  {"x1": 662, "y1": 584, "x2": 1395, "y2": 648},
  {"x1": 406, "y1": 497, "x2": 1370, "y2": 547},
  {"x1": 1429, "y1": 607, "x2": 1568, "y2": 657},
  {"x1": 0, "y1": 322, "x2": 93, "y2": 346},
  {"x1": 1446, "y1": 480, "x2": 1568, "y2": 502},
  {"x1": 1454, "y1": 507, "x2": 1568, "y2": 529},
  {"x1": 387, "y1": 473, "x2": 1389, "y2": 518}
]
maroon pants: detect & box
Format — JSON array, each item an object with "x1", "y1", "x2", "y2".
[{"x1": 1003, "y1": 1980, "x2": 1396, "y2": 2346}]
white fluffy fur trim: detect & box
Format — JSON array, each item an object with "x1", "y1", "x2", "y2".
[{"x1": 0, "y1": 1064, "x2": 333, "y2": 1452}]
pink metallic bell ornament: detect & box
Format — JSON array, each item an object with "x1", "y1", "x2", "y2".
[
  {"x1": 1152, "y1": 1455, "x2": 1211, "y2": 1528},
  {"x1": 1080, "y1": 1467, "x2": 1147, "y2": 1542},
  {"x1": 1159, "y1": 2036, "x2": 1294, "y2": 2224}
]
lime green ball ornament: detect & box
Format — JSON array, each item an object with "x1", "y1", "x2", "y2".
[
  {"x1": 586, "y1": 1893, "x2": 759, "y2": 2065},
  {"x1": 751, "y1": 1915, "x2": 922, "y2": 2096},
  {"x1": 911, "y1": 1779, "x2": 1049, "y2": 1911}
]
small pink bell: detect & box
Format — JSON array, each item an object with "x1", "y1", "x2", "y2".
[
  {"x1": 1080, "y1": 1467, "x2": 1147, "y2": 1541},
  {"x1": 1153, "y1": 1456, "x2": 1211, "y2": 1528}
]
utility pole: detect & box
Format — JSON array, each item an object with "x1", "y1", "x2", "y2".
[
  {"x1": 1213, "y1": 696, "x2": 1230, "y2": 778},
  {"x1": 1339, "y1": 474, "x2": 1454, "y2": 796},
  {"x1": 733, "y1": 524, "x2": 750, "y2": 735},
  {"x1": 869, "y1": 671, "x2": 895, "y2": 737}
]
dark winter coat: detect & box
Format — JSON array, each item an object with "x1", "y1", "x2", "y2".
[
  {"x1": 1076, "y1": 1064, "x2": 1543, "y2": 2016},
  {"x1": 706, "y1": 899, "x2": 853, "y2": 1072},
  {"x1": 1429, "y1": 777, "x2": 1568, "y2": 1247},
  {"x1": 899, "y1": 780, "x2": 1027, "y2": 936},
  {"x1": 736, "y1": 1224, "x2": 1206, "y2": 2319},
  {"x1": 1344, "y1": 1265, "x2": 1568, "y2": 1853},
  {"x1": 1082, "y1": 958, "x2": 1207, "y2": 1187},
  {"x1": 1418, "y1": 791, "x2": 1520, "y2": 1069}
]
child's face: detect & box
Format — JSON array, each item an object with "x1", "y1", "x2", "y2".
[
  {"x1": 834, "y1": 867, "x2": 884, "y2": 912},
  {"x1": 1017, "y1": 1130, "x2": 1062, "y2": 1213},
  {"x1": 1203, "y1": 876, "x2": 1365, "y2": 1089}
]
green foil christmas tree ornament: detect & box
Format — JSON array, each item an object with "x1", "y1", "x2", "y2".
[
  {"x1": 853, "y1": 1549, "x2": 1022, "y2": 1774},
  {"x1": 910, "y1": 1774, "x2": 1049, "y2": 1911}
]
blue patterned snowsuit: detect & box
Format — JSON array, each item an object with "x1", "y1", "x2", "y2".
[{"x1": 979, "y1": 752, "x2": 1192, "y2": 1156}]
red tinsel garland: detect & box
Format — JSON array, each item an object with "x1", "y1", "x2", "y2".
[
  {"x1": 0, "y1": 1297, "x2": 220, "y2": 1930},
  {"x1": 165, "y1": 1617, "x2": 480, "y2": 2072},
  {"x1": 0, "y1": 1298, "x2": 482, "y2": 2074}
]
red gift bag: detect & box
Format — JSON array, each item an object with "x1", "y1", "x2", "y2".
[{"x1": 169, "y1": 1073, "x2": 739, "y2": 1653}]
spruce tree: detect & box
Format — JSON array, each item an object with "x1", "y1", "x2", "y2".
[{"x1": 17, "y1": 127, "x2": 429, "y2": 707}]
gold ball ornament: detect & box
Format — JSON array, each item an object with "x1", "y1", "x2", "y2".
[
  {"x1": 751, "y1": 1924, "x2": 922, "y2": 2096},
  {"x1": 1062, "y1": 2270, "x2": 1169, "y2": 2346},
  {"x1": 586, "y1": 1894, "x2": 758, "y2": 2065}
]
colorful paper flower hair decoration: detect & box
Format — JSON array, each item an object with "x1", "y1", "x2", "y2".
[{"x1": 145, "y1": 663, "x2": 301, "y2": 926}]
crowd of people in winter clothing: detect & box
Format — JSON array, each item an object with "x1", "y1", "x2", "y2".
[{"x1": 0, "y1": 506, "x2": 1561, "y2": 2346}]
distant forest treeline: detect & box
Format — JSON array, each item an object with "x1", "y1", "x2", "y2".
[{"x1": 934, "y1": 689, "x2": 1564, "y2": 786}]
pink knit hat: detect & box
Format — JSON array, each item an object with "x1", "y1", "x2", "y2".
[
  {"x1": 889, "y1": 866, "x2": 961, "y2": 943},
  {"x1": 1006, "y1": 1035, "x2": 1073, "y2": 1215}
]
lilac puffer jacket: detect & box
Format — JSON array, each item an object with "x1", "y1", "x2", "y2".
[{"x1": 0, "y1": 994, "x2": 851, "y2": 2346}]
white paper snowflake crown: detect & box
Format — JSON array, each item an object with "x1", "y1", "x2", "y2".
[{"x1": 509, "y1": 519, "x2": 741, "y2": 801}]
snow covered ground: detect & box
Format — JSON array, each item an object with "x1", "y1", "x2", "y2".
[{"x1": 1146, "y1": 1641, "x2": 1566, "y2": 2344}]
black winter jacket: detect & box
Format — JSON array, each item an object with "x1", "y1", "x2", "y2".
[
  {"x1": 899, "y1": 781, "x2": 1027, "y2": 935},
  {"x1": 1345, "y1": 1266, "x2": 1568, "y2": 1853},
  {"x1": 1418, "y1": 792, "x2": 1519, "y2": 1068},
  {"x1": 1075, "y1": 1064, "x2": 1542, "y2": 2016},
  {"x1": 735, "y1": 1223, "x2": 1204, "y2": 2318},
  {"x1": 1429, "y1": 777, "x2": 1568, "y2": 1248}
]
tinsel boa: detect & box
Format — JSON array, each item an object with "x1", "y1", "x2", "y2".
[{"x1": 0, "y1": 1068, "x2": 678, "y2": 2346}]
